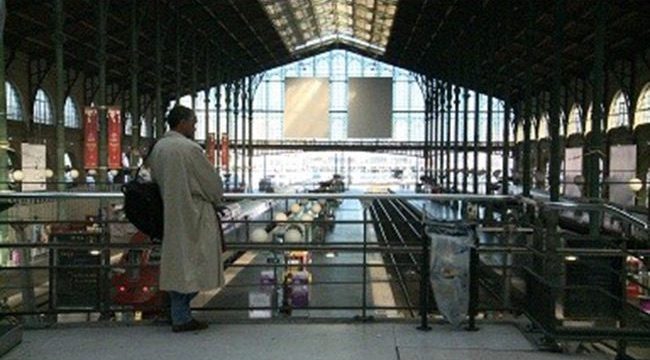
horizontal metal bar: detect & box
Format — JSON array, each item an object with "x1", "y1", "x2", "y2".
[
  {"x1": 3, "y1": 242, "x2": 646, "y2": 258},
  {"x1": 0, "y1": 262, "x2": 424, "y2": 271},
  {"x1": 0, "y1": 243, "x2": 425, "y2": 253},
  {"x1": 477, "y1": 226, "x2": 534, "y2": 233},
  {"x1": 0, "y1": 191, "x2": 519, "y2": 202},
  {"x1": 545, "y1": 201, "x2": 648, "y2": 230}
]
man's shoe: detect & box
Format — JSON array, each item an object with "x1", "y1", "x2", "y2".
[{"x1": 172, "y1": 319, "x2": 209, "y2": 333}]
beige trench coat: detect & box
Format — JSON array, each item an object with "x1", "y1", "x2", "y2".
[{"x1": 149, "y1": 130, "x2": 224, "y2": 293}]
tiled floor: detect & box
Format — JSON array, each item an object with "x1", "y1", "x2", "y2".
[{"x1": 5, "y1": 322, "x2": 610, "y2": 360}]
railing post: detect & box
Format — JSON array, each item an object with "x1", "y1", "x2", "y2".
[
  {"x1": 417, "y1": 220, "x2": 431, "y2": 331},
  {"x1": 616, "y1": 232, "x2": 628, "y2": 360},
  {"x1": 268, "y1": 201, "x2": 274, "y2": 222},
  {"x1": 15, "y1": 224, "x2": 37, "y2": 326},
  {"x1": 355, "y1": 206, "x2": 373, "y2": 322},
  {"x1": 466, "y1": 230, "x2": 479, "y2": 331},
  {"x1": 99, "y1": 207, "x2": 111, "y2": 320},
  {"x1": 244, "y1": 215, "x2": 250, "y2": 242}
]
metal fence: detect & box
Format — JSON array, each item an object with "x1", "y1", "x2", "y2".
[{"x1": 0, "y1": 191, "x2": 647, "y2": 356}]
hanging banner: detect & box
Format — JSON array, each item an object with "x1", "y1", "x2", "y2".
[
  {"x1": 206, "y1": 133, "x2": 216, "y2": 166},
  {"x1": 221, "y1": 133, "x2": 229, "y2": 171},
  {"x1": 83, "y1": 107, "x2": 99, "y2": 169},
  {"x1": 107, "y1": 107, "x2": 122, "y2": 169}
]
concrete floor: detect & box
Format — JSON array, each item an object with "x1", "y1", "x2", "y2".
[{"x1": 5, "y1": 322, "x2": 610, "y2": 360}]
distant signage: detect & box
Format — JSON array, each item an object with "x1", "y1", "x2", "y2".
[
  {"x1": 107, "y1": 107, "x2": 122, "y2": 169},
  {"x1": 52, "y1": 233, "x2": 102, "y2": 308},
  {"x1": 84, "y1": 107, "x2": 99, "y2": 169}
]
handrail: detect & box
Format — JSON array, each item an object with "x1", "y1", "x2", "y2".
[
  {"x1": 509, "y1": 184, "x2": 648, "y2": 231},
  {"x1": 544, "y1": 200, "x2": 648, "y2": 231},
  {"x1": 0, "y1": 191, "x2": 519, "y2": 202}
]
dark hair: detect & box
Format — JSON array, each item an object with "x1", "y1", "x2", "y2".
[{"x1": 166, "y1": 105, "x2": 195, "y2": 129}]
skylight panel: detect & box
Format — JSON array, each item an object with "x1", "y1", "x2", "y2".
[{"x1": 260, "y1": 0, "x2": 397, "y2": 55}]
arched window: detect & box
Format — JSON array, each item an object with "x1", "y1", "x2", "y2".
[
  {"x1": 33, "y1": 89, "x2": 53, "y2": 125},
  {"x1": 516, "y1": 122, "x2": 525, "y2": 143},
  {"x1": 585, "y1": 104, "x2": 593, "y2": 133},
  {"x1": 5, "y1": 81, "x2": 23, "y2": 121},
  {"x1": 607, "y1": 90, "x2": 629, "y2": 130},
  {"x1": 139, "y1": 116, "x2": 149, "y2": 138},
  {"x1": 529, "y1": 117, "x2": 537, "y2": 140},
  {"x1": 538, "y1": 113, "x2": 549, "y2": 139},
  {"x1": 567, "y1": 104, "x2": 582, "y2": 134},
  {"x1": 64, "y1": 96, "x2": 80, "y2": 128},
  {"x1": 635, "y1": 83, "x2": 650, "y2": 128},
  {"x1": 124, "y1": 112, "x2": 133, "y2": 135}
]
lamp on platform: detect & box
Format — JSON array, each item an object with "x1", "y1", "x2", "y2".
[
  {"x1": 274, "y1": 213, "x2": 288, "y2": 222},
  {"x1": 311, "y1": 203, "x2": 322, "y2": 214},
  {"x1": 11, "y1": 170, "x2": 23, "y2": 182},
  {"x1": 69, "y1": 169, "x2": 79, "y2": 179},
  {"x1": 628, "y1": 178, "x2": 643, "y2": 193},
  {"x1": 285, "y1": 228, "x2": 303, "y2": 243},
  {"x1": 629, "y1": 177, "x2": 644, "y2": 208},
  {"x1": 251, "y1": 228, "x2": 269, "y2": 243},
  {"x1": 573, "y1": 175, "x2": 585, "y2": 196},
  {"x1": 573, "y1": 175, "x2": 585, "y2": 185},
  {"x1": 290, "y1": 203, "x2": 302, "y2": 214}
]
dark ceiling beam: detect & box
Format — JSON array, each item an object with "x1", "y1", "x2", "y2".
[
  {"x1": 192, "y1": 0, "x2": 261, "y2": 69},
  {"x1": 227, "y1": 0, "x2": 280, "y2": 67},
  {"x1": 415, "y1": 0, "x2": 459, "y2": 67},
  {"x1": 394, "y1": 0, "x2": 427, "y2": 66}
]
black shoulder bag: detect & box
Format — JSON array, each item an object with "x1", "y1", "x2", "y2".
[{"x1": 121, "y1": 142, "x2": 164, "y2": 242}]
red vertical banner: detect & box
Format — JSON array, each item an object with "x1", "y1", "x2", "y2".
[
  {"x1": 206, "y1": 133, "x2": 216, "y2": 166},
  {"x1": 83, "y1": 107, "x2": 99, "y2": 169},
  {"x1": 221, "y1": 133, "x2": 229, "y2": 171},
  {"x1": 107, "y1": 107, "x2": 122, "y2": 169}
]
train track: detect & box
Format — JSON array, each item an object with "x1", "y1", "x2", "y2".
[{"x1": 368, "y1": 197, "x2": 427, "y2": 317}]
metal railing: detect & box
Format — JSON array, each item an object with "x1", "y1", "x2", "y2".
[
  {"x1": 520, "y1": 199, "x2": 650, "y2": 358},
  {"x1": 0, "y1": 190, "x2": 647, "y2": 356}
]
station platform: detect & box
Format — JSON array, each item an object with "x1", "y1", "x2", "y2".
[
  {"x1": 5, "y1": 321, "x2": 609, "y2": 360},
  {"x1": 200, "y1": 194, "x2": 396, "y2": 319}
]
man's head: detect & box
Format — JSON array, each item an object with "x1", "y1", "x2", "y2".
[{"x1": 166, "y1": 105, "x2": 197, "y2": 139}]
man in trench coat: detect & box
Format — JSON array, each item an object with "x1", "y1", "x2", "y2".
[{"x1": 148, "y1": 105, "x2": 224, "y2": 332}]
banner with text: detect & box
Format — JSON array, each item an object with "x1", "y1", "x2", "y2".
[
  {"x1": 107, "y1": 107, "x2": 122, "y2": 169},
  {"x1": 83, "y1": 107, "x2": 99, "y2": 169}
]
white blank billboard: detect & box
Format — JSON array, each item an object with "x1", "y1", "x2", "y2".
[
  {"x1": 348, "y1": 78, "x2": 392, "y2": 138},
  {"x1": 564, "y1": 147, "x2": 582, "y2": 197},
  {"x1": 284, "y1": 77, "x2": 329, "y2": 138},
  {"x1": 609, "y1": 145, "x2": 636, "y2": 206}
]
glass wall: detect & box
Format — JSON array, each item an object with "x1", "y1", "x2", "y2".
[{"x1": 175, "y1": 49, "x2": 510, "y2": 145}]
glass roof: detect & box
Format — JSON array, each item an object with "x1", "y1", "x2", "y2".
[{"x1": 259, "y1": 0, "x2": 398, "y2": 55}]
